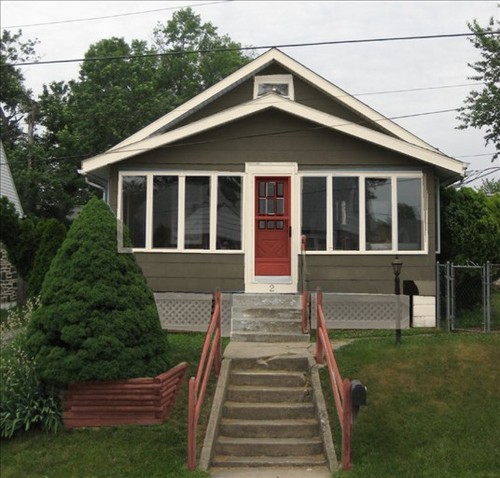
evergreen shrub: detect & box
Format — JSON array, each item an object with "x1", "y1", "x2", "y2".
[{"x1": 27, "y1": 197, "x2": 169, "y2": 386}]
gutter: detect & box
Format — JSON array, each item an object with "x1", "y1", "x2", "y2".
[{"x1": 77, "y1": 169, "x2": 109, "y2": 202}]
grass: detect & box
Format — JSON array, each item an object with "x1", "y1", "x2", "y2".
[
  {"x1": 323, "y1": 333, "x2": 500, "y2": 478},
  {"x1": 2, "y1": 331, "x2": 499, "y2": 477}
]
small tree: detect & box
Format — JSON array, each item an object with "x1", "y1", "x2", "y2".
[{"x1": 27, "y1": 197, "x2": 169, "y2": 386}]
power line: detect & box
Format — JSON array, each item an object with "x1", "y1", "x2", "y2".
[
  {"x1": 3, "y1": 1, "x2": 229, "y2": 29},
  {"x1": 353, "y1": 82, "x2": 483, "y2": 97},
  {"x1": 4, "y1": 31, "x2": 499, "y2": 68}
]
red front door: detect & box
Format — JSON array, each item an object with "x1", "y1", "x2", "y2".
[{"x1": 255, "y1": 177, "x2": 291, "y2": 276}]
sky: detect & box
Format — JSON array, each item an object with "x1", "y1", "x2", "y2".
[{"x1": 1, "y1": 0, "x2": 499, "y2": 186}]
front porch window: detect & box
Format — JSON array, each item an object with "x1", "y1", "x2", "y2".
[
  {"x1": 119, "y1": 172, "x2": 242, "y2": 252},
  {"x1": 185, "y1": 176, "x2": 210, "y2": 250},
  {"x1": 153, "y1": 176, "x2": 178, "y2": 248},
  {"x1": 301, "y1": 172, "x2": 425, "y2": 254},
  {"x1": 302, "y1": 177, "x2": 326, "y2": 251},
  {"x1": 366, "y1": 178, "x2": 392, "y2": 250},
  {"x1": 122, "y1": 175, "x2": 147, "y2": 248},
  {"x1": 217, "y1": 176, "x2": 242, "y2": 250}
]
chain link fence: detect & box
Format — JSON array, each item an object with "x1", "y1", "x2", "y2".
[{"x1": 437, "y1": 262, "x2": 500, "y2": 332}]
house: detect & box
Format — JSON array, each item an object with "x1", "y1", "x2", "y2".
[
  {"x1": 80, "y1": 48, "x2": 465, "y2": 329},
  {"x1": 0, "y1": 141, "x2": 24, "y2": 308}
]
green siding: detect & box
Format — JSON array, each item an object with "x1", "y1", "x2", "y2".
[
  {"x1": 135, "y1": 253, "x2": 244, "y2": 293},
  {"x1": 109, "y1": 108, "x2": 437, "y2": 296}
]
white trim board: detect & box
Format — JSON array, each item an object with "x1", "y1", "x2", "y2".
[{"x1": 82, "y1": 93, "x2": 464, "y2": 178}]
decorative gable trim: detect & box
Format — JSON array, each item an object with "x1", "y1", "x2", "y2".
[
  {"x1": 82, "y1": 93, "x2": 464, "y2": 178},
  {"x1": 108, "y1": 48, "x2": 440, "y2": 154}
]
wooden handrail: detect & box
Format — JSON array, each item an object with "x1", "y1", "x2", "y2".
[
  {"x1": 187, "y1": 290, "x2": 222, "y2": 470},
  {"x1": 315, "y1": 288, "x2": 353, "y2": 470}
]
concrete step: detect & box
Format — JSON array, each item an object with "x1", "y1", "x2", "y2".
[
  {"x1": 215, "y1": 436, "x2": 324, "y2": 456},
  {"x1": 219, "y1": 418, "x2": 319, "y2": 438},
  {"x1": 211, "y1": 454, "x2": 327, "y2": 468},
  {"x1": 223, "y1": 401, "x2": 315, "y2": 420},
  {"x1": 231, "y1": 332, "x2": 309, "y2": 343},
  {"x1": 231, "y1": 356, "x2": 310, "y2": 372},
  {"x1": 232, "y1": 316, "x2": 303, "y2": 334},
  {"x1": 232, "y1": 294, "x2": 301, "y2": 310},
  {"x1": 232, "y1": 308, "x2": 302, "y2": 321},
  {"x1": 230, "y1": 370, "x2": 307, "y2": 387},
  {"x1": 226, "y1": 385, "x2": 312, "y2": 403}
]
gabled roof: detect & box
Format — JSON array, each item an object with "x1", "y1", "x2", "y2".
[
  {"x1": 0, "y1": 141, "x2": 24, "y2": 216},
  {"x1": 82, "y1": 47, "x2": 465, "y2": 182},
  {"x1": 109, "y1": 48, "x2": 440, "y2": 153},
  {"x1": 82, "y1": 93, "x2": 465, "y2": 178}
]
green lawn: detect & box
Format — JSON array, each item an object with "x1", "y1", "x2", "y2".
[
  {"x1": 327, "y1": 332, "x2": 500, "y2": 478},
  {"x1": 2, "y1": 332, "x2": 499, "y2": 478}
]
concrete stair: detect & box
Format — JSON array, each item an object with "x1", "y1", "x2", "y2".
[
  {"x1": 231, "y1": 293, "x2": 308, "y2": 342},
  {"x1": 210, "y1": 355, "x2": 329, "y2": 469}
]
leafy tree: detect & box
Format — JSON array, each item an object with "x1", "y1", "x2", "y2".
[
  {"x1": 0, "y1": 29, "x2": 39, "y2": 146},
  {"x1": 153, "y1": 7, "x2": 253, "y2": 107},
  {"x1": 2, "y1": 9, "x2": 251, "y2": 222},
  {"x1": 0, "y1": 196, "x2": 20, "y2": 251},
  {"x1": 479, "y1": 178, "x2": 500, "y2": 195},
  {"x1": 457, "y1": 18, "x2": 500, "y2": 162},
  {"x1": 29, "y1": 219, "x2": 67, "y2": 297},
  {"x1": 27, "y1": 197, "x2": 169, "y2": 386},
  {"x1": 440, "y1": 185, "x2": 500, "y2": 265},
  {"x1": 0, "y1": 197, "x2": 39, "y2": 281},
  {"x1": 440, "y1": 185, "x2": 500, "y2": 309}
]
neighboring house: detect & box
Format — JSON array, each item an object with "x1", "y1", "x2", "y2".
[
  {"x1": 81, "y1": 48, "x2": 465, "y2": 328},
  {"x1": 0, "y1": 141, "x2": 24, "y2": 308}
]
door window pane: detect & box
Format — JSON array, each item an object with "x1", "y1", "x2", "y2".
[
  {"x1": 185, "y1": 176, "x2": 210, "y2": 249},
  {"x1": 267, "y1": 198, "x2": 275, "y2": 215},
  {"x1": 217, "y1": 176, "x2": 242, "y2": 250},
  {"x1": 122, "y1": 176, "x2": 146, "y2": 248},
  {"x1": 277, "y1": 198, "x2": 285, "y2": 215},
  {"x1": 259, "y1": 182, "x2": 266, "y2": 198},
  {"x1": 267, "y1": 182, "x2": 275, "y2": 197},
  {"x1": 302, "y1": 177, "x2": 326, "y2": 251},
  {"x1": 366, "y1": 178, "x2": 392, "y2": 250},
  {"x1": 153, "y1": 176, "x2": 178, "y2": 248},
  {"x1": 277, "y1": 182, "x2": 284, "y2": 197},
  {"x1": 333, "y1": 177, "x2": 359, "y2": 250},
  {"x1": 398, "y1": 178, "x2": 422, "y2": 250}
]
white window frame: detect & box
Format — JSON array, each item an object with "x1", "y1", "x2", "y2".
[
  {"x1": 299, "y1": 171, "x2": 427, "y2": 255},
  {"x1": 118, "y1": 170, "x2": 244, "y2": 253},
  {"x1": 253, "y1": 74, "x2": 295, "y2": 100}
]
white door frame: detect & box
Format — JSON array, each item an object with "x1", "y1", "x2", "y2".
[{"x1": 244, "y1": 162, "x2": 299, "y2": 293}]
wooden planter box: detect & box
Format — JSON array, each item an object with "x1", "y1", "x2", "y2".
[{"x1": 63, "y1": 362, "x2": 188, "y2": 428}]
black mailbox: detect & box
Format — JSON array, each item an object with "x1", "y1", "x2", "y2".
[{"x1": 351, "y1": 379, "x2": 367, "y2": 407}]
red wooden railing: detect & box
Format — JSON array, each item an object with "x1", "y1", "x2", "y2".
[
  {"x1": 315, "y1": 288, "x2": 353, "y2": 470},
  {"x1": 187, "y1": 290, "x2": 222, "y2": 470}
]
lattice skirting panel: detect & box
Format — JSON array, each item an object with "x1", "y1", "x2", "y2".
[
  {"x1": 311, "y1": 293, "x2": 410, "y2": 330},
  {"x1": 155, "y1": 292, "x2": 409, "y2": 334},
  {"x1": 155, "y1": 293, "x2": 232, "y2": 336}
]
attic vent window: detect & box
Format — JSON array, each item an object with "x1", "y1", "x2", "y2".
[{"x1": 254, "y1": 74, "x2": 294, "y2": 100}]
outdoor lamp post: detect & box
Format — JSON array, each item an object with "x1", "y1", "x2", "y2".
[{"x1": 392, "y1": 255, "x2": 403, "y2": 345}]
